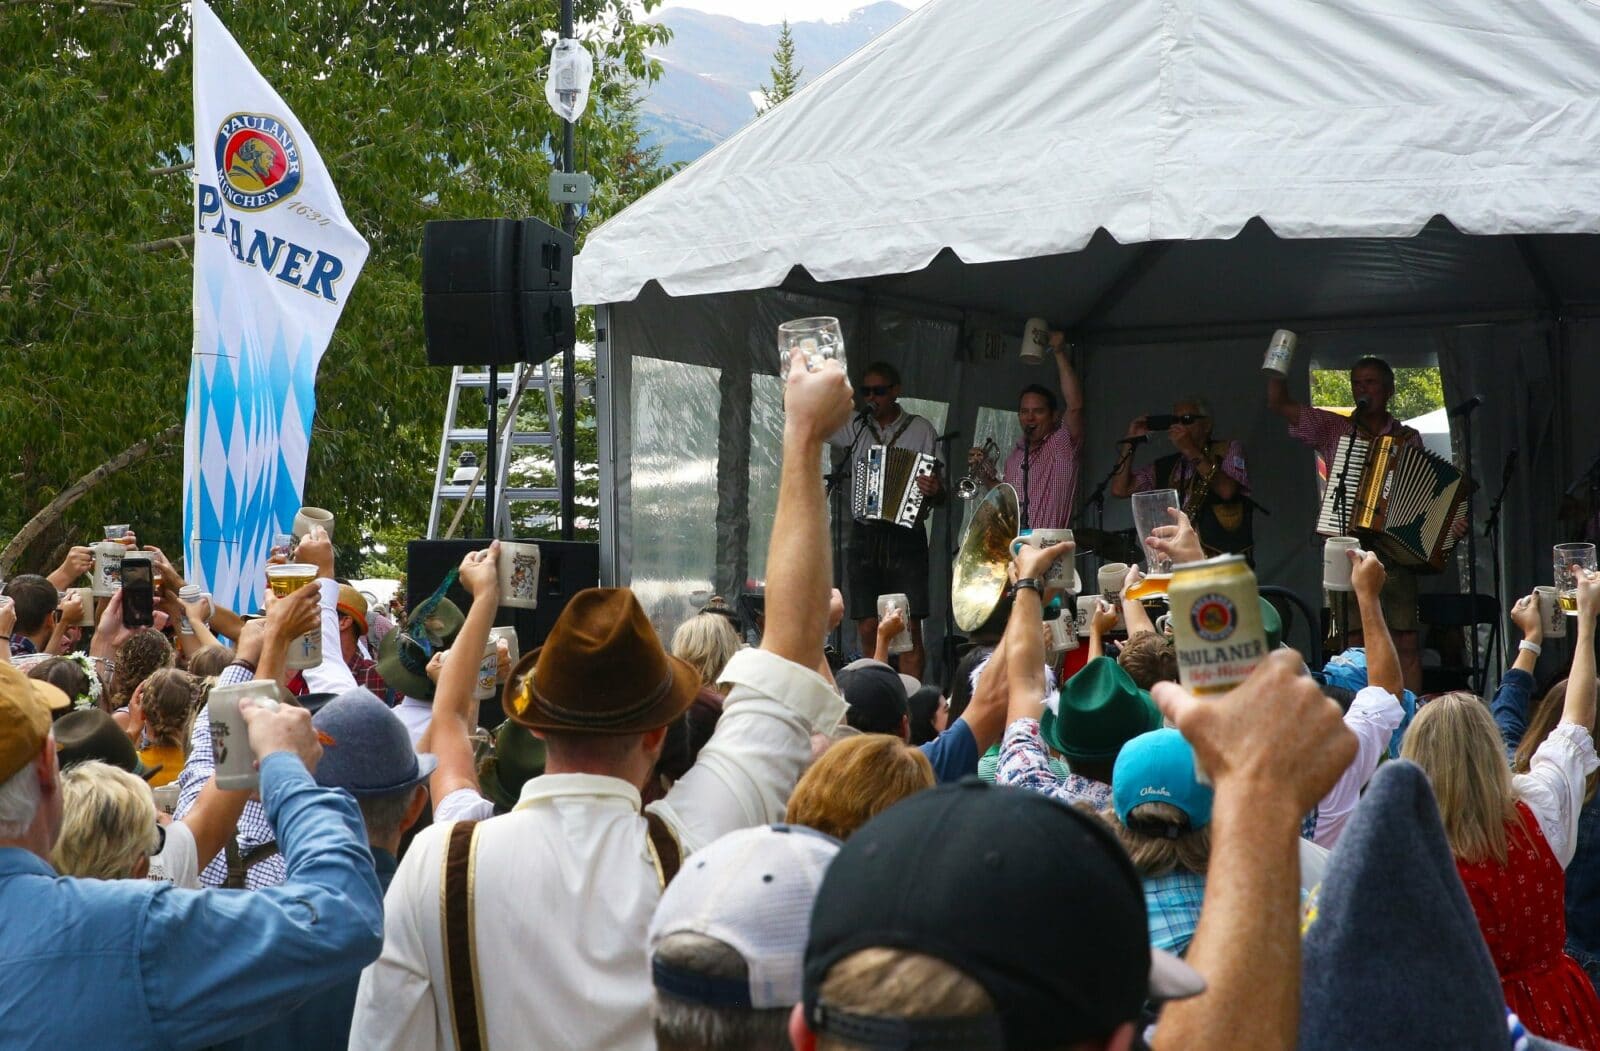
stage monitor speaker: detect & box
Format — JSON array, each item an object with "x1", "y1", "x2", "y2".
[{"x1": 421, "y1": 219, "x2": 521, "y2": 366}]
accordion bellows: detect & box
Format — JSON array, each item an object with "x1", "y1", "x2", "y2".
[
  {"x1": 1316, "y1": 434, "x2": 1472, "y2": 572},
  {"x1": 852, "y1": 445, "x2": 937, "y2": 528}
]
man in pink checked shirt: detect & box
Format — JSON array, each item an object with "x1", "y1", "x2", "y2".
[{"x1": 968, "y1": 330, "x2": 1086, "y2": 531}]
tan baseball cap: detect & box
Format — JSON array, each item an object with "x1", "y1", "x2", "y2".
[
  {"x1": 0, "y1": 662, "x2": 69, "y2": 782},
  {"x1": 336, "y1": 584, "x2": 369, "y2": 636}
]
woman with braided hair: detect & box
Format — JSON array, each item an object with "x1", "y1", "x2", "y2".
[{"x1": 127, "y1": 668, "x2": 206, "y2": 788}]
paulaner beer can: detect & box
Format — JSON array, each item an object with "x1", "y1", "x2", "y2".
[
  {"x1": 1262, "y1": 329, "x2": 1297, "y2": 376},
  {"x1": 1169, "y1": 554, "x2": 1268, "y2": 697}
]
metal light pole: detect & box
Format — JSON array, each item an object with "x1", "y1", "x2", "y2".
[{"x1": 559, "y1": 0, "x2": 578, "y2": 541}]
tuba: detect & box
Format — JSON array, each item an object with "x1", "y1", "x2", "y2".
[{"x1": 952, "y1": 483, "x2": 1019, "y2": 633}]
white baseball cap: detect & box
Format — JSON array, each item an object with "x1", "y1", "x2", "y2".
[{"x1": 649, "y1": 824, "x2": 840, "y2": 1009}]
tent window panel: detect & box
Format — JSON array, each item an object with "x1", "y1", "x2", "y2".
[
  {"x1": 631, "y1": 357, "x2": 722, "y2": 636},
  {"x1": 959, "y1": 407, "x2": 1024, "y2": 536},
  {"x1": 746, "y1": 374, "x2": 785, "y2": 586}
]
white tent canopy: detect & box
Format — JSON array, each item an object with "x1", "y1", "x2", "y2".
[
  {"x1": 577, "y1": 0, "x2": 1600, "y2": 688},
  {"x1": 578, "y1": 0, "x2": 1600, "y2": 308}
]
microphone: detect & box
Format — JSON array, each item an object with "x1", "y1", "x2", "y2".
[
  {"x1": 1501, "y1": 447, "x2": 1519, "y2": 486},
  {"x1": 1353, "y1": 397, "x2": 1370, "y2": 413},
  {"x1": 1118, "y1": 435, "x2": 1148, "y2": 447},
  {"x1": 1448, "y1": 394, "x2": 1484, "y2": 418},
  {"x1": 937, "y1": 429, "x2": 962, "y2": 442},
  {"x1": 855, "y1": 405, "x2": 873, "y2": 420}
]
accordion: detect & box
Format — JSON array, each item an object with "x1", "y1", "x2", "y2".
[
  {"x1": 1315, "y1": 434, "x2": 1472, "y2": 572},
  {"x1": 852, "y1": 445, "x2": 937, "y2": 529}
]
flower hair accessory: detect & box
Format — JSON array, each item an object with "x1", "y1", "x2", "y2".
[{"x1": 62, "y1": 652, "x2": 102, "y2": 710}]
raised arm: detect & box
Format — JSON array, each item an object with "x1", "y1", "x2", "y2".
[
  {"x1": 1005, "y1": 540, "x2": 1074, "y2": 726},
  {"x1": 1350, "y1": 551, "x2": 1400, "y2": 699},
  {"x1": 46, "y1": 546, "x2": 94, "y2": 591},
  {"x1": 1049, "y1": 333, "x2": 1085, "y2": 442},
  {"x1": 1151, "y1": 653, "x2": 1356, "y2": 1051},
  {"x1": 761, "y1": 349, "x2": 852, "y2": 668},
  {"x1": 1120, "y1": 567, "x2": 1157, "y2": 636},
  {"x1": 1565, "y1": 570, "x2": 1600, "y2": 730},
  {"x1": 1266, "y1": 372, "x2": 1303, "y2": 425},
  {"x1": 1086, "y1": 599, "x2": 1118, "y2": 662},
  {"x1": 424, "y1": 543, "x2": 499, "y2": 811}
]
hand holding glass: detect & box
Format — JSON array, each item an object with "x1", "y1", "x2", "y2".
[
  {"x1": 778, "y1": 317, "x2": 845, "y2": 373},
  {"x1": 1555, "y1": 543, "x2": 1598, "y2": 615}
]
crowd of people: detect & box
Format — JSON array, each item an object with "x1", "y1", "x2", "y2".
[{"x1": 1, "y1": 345, "x2": 1598, "y2": 1049}]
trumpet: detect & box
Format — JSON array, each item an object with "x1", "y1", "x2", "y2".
[{"x1": 958, "y1": 438, "x2": 1001, "y2": 501}]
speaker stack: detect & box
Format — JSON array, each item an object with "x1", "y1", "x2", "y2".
[{"x1": 420, "y1": 218, "x2": 576, "y2": 367}]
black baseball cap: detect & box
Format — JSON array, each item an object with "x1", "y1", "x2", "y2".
[
  {"x1": 803, "y1": 780, "x2": 1204, "y2": 1049},
  {"x1": 837, "y1": 659, "x2": 909, "y2": 737}
]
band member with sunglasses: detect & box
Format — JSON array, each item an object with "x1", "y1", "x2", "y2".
[
  {"x1": 1112, "y1": 396, "x2": 1254, "y2": 559},
  {"x1": 828, "y1": 361, "x2": 943, "y2": 680}
]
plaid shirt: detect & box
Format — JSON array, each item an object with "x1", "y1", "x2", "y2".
[
  {"x1": 1145, "y1": 870, "x2": 1207, "y2": 956},
  {"x1": 174, "y1": 662, "x2": 286, "y2": 889},
  {"x1": 1003, "y1": 423, "x2": 1082, "y2": 530},
  {"x1": 1289, "y1": 405, "x2": 1421, "y2": 470},
  {"x1": 288, "y1": 651, "x2": 389, "y2": 702},
  {"x1": 1131, "y1": 439, "x2": 1250, "y2": 495},
  {"x1": 9, "y1": 633, "x2": 37, "y2": 657},
  {"x1": 994, "y1": 718, "x2": 1112, "y2": 811}
]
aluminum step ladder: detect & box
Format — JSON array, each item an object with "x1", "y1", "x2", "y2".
[{"x1": 427, "y1": 363, "x2": 562, "y2": 538}]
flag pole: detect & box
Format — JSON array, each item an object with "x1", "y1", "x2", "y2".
[{"x1": 559, "y1": 0, "x2": 578, "y2": 542}]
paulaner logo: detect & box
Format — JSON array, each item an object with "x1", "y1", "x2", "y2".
[{"x1": 215, "y1": 112, "x2": 302, "y2": 211}]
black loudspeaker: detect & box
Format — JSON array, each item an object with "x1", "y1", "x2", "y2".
[
  {"x1": 406, "y1": 538, "x2": 599, "y2": 727},
  {"x1": 421, "y1": 218, "x2": 576, "y2": 368}
]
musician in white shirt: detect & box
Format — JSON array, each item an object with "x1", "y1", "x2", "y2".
[{"x1": 827, "y1": 361, "x2": 944, "y2": 681}]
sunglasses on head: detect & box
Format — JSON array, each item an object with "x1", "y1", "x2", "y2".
[{"x1": 857, "y1": 384, "x2": 892, "y2": 396}]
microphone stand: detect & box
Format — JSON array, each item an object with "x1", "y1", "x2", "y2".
[
  {"x1": 1483, "y1": 450, "x2": 1515, "y2": 685},
  {"x1": 1457, "y1": 401, "x2": 1481, "y2": 689},
  {"x1": 1021, "y1": 427, "x2": 1033, "y2": 532},
  {"x1": 828, "y1": 411, "x2": 874, "y2": 656},
  {"x1": 1079, "y1": 439, "x2": 1140, "y2": 528}
]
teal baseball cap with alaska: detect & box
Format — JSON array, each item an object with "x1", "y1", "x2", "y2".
[{"x1": 1112, "y1": 728, "x2": 1213, "y2": 831}]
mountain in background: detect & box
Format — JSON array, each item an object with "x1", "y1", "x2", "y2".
[{"x1": 641, "y1": 3, "x2": 910, "y2": 166}]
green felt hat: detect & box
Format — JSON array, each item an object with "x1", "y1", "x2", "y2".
[
  {"x1": 374, "y1": 598, "x2": 466, "y2": 701},
  {"x1": 1040, "y1": 656, "x2": 1163, "y2": 763},
  {"x1": 1260, "y1": 596, "x2": 1282, "y2": 651},
  {"x1": 477, "y1": 718, "x2": 547, "y2": 812}
]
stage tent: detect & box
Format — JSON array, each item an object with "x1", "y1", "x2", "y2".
[{"x1": 576, "y1": 0, "x2": 1600, "y2": 688}]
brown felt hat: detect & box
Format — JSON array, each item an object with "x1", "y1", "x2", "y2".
[{"x1": 505, "y1": 588, "x2": 699, "y2": 735}]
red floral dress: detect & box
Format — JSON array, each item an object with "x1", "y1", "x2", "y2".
[{"x1": 1456, "y1": 801, "x2": 1600, "y2": 1049}]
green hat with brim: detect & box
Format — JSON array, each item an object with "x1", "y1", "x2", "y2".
[
  {"x1": 1260, "y1": 597, "x2": 1283, "y2": 651},
  {"x1": 477, "y1": 719, "x2": 548, "y2": 812},
  {"x1": 375, "y1": 598, "x2": 466, "y2": 702},
  {"x1": 1040, "y1": 656, "x2": 1163, "y2": 763}
]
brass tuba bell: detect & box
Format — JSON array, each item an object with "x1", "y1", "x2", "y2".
[{"x1": 952, "y1": 483, "x2": 1019, "y2": 633}]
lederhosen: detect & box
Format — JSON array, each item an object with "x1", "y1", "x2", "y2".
[{"x1": 1153, "y1": 443, "x2": 1253, "y2": 561}]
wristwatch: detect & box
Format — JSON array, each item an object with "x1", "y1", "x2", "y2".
[{"x1": 1014, "y1": 578, "x2": 1042, "y2": 595}]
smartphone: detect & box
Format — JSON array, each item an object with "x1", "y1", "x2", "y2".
[
  {"x1": 121, "y1": 554, "x2": 155, "y2": 629},
  {"x1": 1145, "y1": 413, "x2": 1177, "y2": 431}
]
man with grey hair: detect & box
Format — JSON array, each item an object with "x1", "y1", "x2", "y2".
[
  {"x1": 1113, "y1": 395, "x2": 1253, "y2": 559},
  {"x1": 0, "y1": 634, "x2": 385, "y2": 1047},
  {"x1": 649, "y1": 824, "x2": 840, "y2": 1051}
]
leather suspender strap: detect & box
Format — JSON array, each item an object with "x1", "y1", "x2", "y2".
[
  {"x1": 441, "y1": 821, "x2": 487, "y2": 1051},
  {"x1": 644, "y1": 810, "x2": 683, "y2": 888},
  {"x1": 222, "y1": 839, "x2": 280, "y2": 889}
]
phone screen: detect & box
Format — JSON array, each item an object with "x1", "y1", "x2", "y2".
[{"x1": 121, "y1": 557, "x2": 155, "y2": 629}]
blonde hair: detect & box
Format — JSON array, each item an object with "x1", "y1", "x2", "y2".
[
  {"x1": 1103, "y1": 801, "x2": 1212, "y2": 877},
  {"x1": 786, "y1": 735, "x2": 933, "y2": 840},
  {"x1": 1400, "y1": 692, "x2": 1518, "y2": 865},
  {"x1": 814, "y1": 949, "x2": 993, "y2": 1051},
  {"x1": 52, "y1": 761, "x2": 157, "y2": 879},
  {"x1": 671, "y1": 613, "x2": 741, "y2": 690}
]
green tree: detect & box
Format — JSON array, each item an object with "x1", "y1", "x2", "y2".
[
  {"x1": 756, "y1": 19, "x2": 803, "y2": 114},
  {"x1": 1310, "y1": 367, "x2": 1445, "y2": 422},
  {"x1": 0, "y1": 0, "x2": 670, "y2": 579}
]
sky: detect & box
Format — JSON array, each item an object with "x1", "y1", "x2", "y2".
[{"x1": 657, "y1": 0, "x2": 931, "y2": 24}]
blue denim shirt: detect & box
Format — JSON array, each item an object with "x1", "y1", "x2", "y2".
[
  {"x1": 213, "y1": 847, "x2": 398, "y2": 1051},
  {"x1": 1491, "y1": 667, "x2": 1600, "y2": 962},
  {"x1": 0, "y1": 753, "x2": 384, "y2": 1050}
]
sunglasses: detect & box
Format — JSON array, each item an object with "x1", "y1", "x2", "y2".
[
  {"x1": 1172, "y1": 414, "x2": 1207, "y2": 425},
  {"x1": 857, "y1": 385, "x2": 892, "y2": 397}
]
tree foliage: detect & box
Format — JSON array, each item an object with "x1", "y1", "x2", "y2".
[
  {"x1": 756, "y1": 19, "x2": 802, "y2": 114},
  {"x1": 1, "y1": 0, "x2": 671, "y2": 576},
  {"x1": 1310, "y1": 367, "x2": 1445, "y2": 423}
]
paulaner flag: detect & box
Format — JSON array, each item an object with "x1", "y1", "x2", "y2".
[{"x1": 184, "y1": 0, "x2": 368, "y2": 613}]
